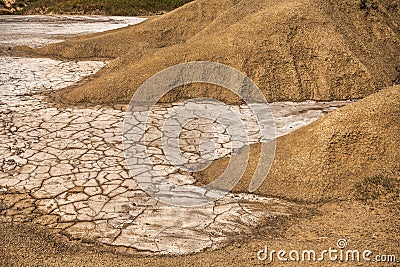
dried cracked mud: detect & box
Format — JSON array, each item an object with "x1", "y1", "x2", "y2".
[{"x1": 0, "y1": 16, "x2": 353, "y2": 255}]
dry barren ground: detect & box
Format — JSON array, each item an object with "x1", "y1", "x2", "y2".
[
  {"x1": 0, "y1": 199, "x2": 398, "y2": 266},
  {"x1": 0, "y1": 85, "x2": 398, "y2": 266},
  {"x1": 0, "y1": 0, "x2": 399, "y2": 266}
]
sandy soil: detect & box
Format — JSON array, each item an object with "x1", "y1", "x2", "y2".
[
  {"x1": 0, "y1": 0, "x2": 398, "y2": 265},
  {"x1": 1, "y1": 200, "x2": 398, "y2": 266},
  {"x1": 194, "y1": 86, "x2": 400, "y2": 203}
]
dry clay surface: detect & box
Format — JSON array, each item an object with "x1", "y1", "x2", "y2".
[
  {"x1": 0, "y1": 54, "x2": 353, "y2": 254},
  {"x1": 0, "y1": 83, "x2": 399, "y2": 264},
  {"x1": 32, "y1": 0, "x2": 400, "y2": 105},
  {"x1": 0, "y1": 5, "x2": 399, "y2": 265}
]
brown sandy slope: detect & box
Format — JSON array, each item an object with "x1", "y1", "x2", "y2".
[
  {"x1": 194, "y1": 85, "x2": 400, "y2": 203},
  {"x1": 32, "y1": 0, "x2": 400, "y2": 105}
]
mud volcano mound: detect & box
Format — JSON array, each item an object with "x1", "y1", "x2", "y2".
[
  {"x1": 33, "y1": 0, "x2": 400, "y2": 105},
  {"x1": 194, "y1": 86, "x2": 400, "y2": 203}
]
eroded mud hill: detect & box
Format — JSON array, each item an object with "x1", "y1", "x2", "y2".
[{"x1": 31, "y1": 0, "x2": 400, "y2": 105}]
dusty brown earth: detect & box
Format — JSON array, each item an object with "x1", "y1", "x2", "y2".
[
  {"x1": 0, "y1": 197, "x2": 398, "y2": 266},
  {"x1": 27, "y1": 0, "x2": 400, "y2": 105},
  {"x1": 1, "y1": 0, "x2": 399, "y2": 266}
]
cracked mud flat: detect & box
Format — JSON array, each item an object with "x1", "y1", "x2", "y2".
[{"x1": 0, "y1": 16, "x2": 353, "y2": 255}]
